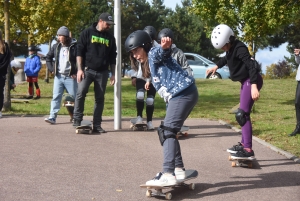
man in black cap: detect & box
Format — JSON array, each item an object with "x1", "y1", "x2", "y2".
[{"x1": 73, "y1": 12, "x2": 117, "y2": 133}]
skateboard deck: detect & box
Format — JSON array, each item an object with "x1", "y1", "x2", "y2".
[
  {"x1": 140, "y1": 169, "x2": 198, "y2": 200},
  {"x1": 177, "y1": 125, "x2": 189, "y2": 138},
  {"x1": 228, "y1": 155, "x2": 256, "y2": 168},
  {"x1": 130, "y1": 118, "x2": 148, "y2": 131},
  {"x1": 75, "y1": 120, "x2": 92, "y2": 134},
  {"x1": 11, "y1": 98, "x2": 30, "y2": 103},
  {"x1": 62, "y1": 94, "x2": 75, "y2": 122}
]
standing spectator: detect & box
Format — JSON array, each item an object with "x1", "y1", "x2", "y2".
[
  {"x1": 0, "y1": 30, "x2": 12, "y2": 118},
  {"x1": 289, "y1": 48, "x2": 300, "y2": 136},
  {"x1": 10, "y1": 60, "x2": 22, "y2": 91},
  {"x1": 44, "y1": 26, "x2": 78, "y2": 124},
  {"x1": 207, "y1": 24, "x2": 263, "y2": 158},
  {"x1": 73, "y1": 12, "x2": 117, "y2": 133},
  {"x1": 24, "y1": 45, "x2": 41, "y2": 99}
]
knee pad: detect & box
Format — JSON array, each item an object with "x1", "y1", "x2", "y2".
[
  {"x1": 146, "y1": 95, "x2": 154, "y2": 106},
  {"x1": 235, "y1": 108, "x2": 250, "y2": 127},
  {"x1": 157, "y1": 124, "x2": 177, "y2": 146},
  {"x1": 136, "y1": 89, "x2": 144, "y2": 102}
]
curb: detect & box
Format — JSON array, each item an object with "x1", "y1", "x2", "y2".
[{"x1": 218, "y1": 120, "x2": 300, "y2": 164}]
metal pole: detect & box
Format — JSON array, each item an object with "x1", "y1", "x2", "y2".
[{"x1": 114, "y1": 0, "x2": 122, "y2": 129}]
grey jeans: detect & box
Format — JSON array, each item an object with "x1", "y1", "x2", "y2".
[
  {"x1": 162, "y1": 85, "x2": 199, "y2": 173},
  {"x1": 73, "y1": 69, "x2": 109, "y2": 127}
]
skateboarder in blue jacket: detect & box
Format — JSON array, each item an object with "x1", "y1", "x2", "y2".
[
  {"x1": 207, "y1": 24, "x2": 263, "y2": 159},
  {"x1": 125, "y1": 30, "x2": 198, "y2": 186}
]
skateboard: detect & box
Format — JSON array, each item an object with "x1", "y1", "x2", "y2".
[
  {"x1": 62, "y1": 93, "x2": 75, "y2": 122},
  {"x1": 228, "y1": 155, "x2": 256, "y2": 168},
  {"x1": 130, "y1": 118, "x2": 148, "y2": 131},
  {"x1": 140, "y1": 169, "x2": 198, "y2": 200},
  {"x1": 176, "y1": 125, "x2": 189, "y2": 139},
  {"x1": 11, "y1": 98, "x2": 30, "y2": 103},
  {"x1": 74, "y1": 120, "x2": 92, "y2": 134}
]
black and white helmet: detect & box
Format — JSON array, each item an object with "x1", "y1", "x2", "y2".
[
  {"x1": 28, "y1": 45, "x2": 41, "y2": 51},
  {"x1": 211, "y1": 24, "x2": 234, "y2": 49},
  {"x1": 124, "y1": 30, "x2": 152, "y2": 53},
  {"x1": 143, "y1": 26, "x2": 157, "y2": 40},
  {"x1": 157, "y1": 28, "x2": 174, "y2": 43}
]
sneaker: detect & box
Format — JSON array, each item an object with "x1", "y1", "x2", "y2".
[
  {"x1": 136, "y1": 116, "x2": 143, "y2": 124},
  {"x1": 0, "y1": 111, "x2": 2, "y2": 118},
  {"x1": 146, "y1": 172, "x2": 177, "y2": 187},
  {"x1": 33, "y1": 96, "x2": 40, "y2": 100},
  {"x1": 73, "y1": 119, "x2": 81, "y2": 127},
  {"x1": 26, "y1": 95, "x2": 33, "y2": 99},
  {"x1": 227, "y1": 142, "x2": 244, "y2": 154},
  {"x1": 44, "y1": 117, "x2": 56, "y2": 124},
  {"x1": 175, "y1": 167, "x2": 186, "y2": 182},
  {"x1": 147, "y1": 121, "x2": 154, "y2": 130},
  {"x1": 231, "y1": 149, "x2": 255, "y2": 159},
  {"x1": 92, "y1": 126, "x2": 106, "y2": 133}
]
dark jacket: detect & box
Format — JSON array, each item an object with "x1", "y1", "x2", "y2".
[
  {"x1": 0, "y1": 43, "x2": 11, "y2": 76},
  {"x1": 77, "y1": 22, "x2": 117, "y2": 71},
  {"x1": 46, "y1": 41, "x2": 77, "y2": 76},
  {"x1": 216, "y1": 40, "x2": 259, "y2": 84}
]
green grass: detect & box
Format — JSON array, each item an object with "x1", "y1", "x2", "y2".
[{"x1": 5, "y1": 78, "x2": 300, "y2": 158}]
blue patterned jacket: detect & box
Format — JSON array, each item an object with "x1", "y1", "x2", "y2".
[{"x1": 148, "y1": 46, "x2": 195, "y2": 102}]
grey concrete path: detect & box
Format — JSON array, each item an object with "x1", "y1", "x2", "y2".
[{"x1": 0, "y1": 115, "x2": 299, "y2": 201}]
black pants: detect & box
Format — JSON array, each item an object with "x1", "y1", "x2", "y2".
[{"x1": 0, "y1": 75, "x2": 6, "y2": 111}]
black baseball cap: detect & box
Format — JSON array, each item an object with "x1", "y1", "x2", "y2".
[{"x1": 98, "y1": 12, "x2": 115, "y2": 25}]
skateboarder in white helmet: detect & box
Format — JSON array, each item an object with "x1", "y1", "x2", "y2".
[
  {"x1": 125, "y1": 30, "x2": 198, "y2": 186},
  {"x1": 207, "y1": 24, "x2": 263, "y2": 159},
  {"x1": 9, "y1": 60, "x2": 22, "y2": 91}
]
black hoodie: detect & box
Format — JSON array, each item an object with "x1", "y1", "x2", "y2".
[
  {"x1": 77, "y1": 22, "x2": 117, "y2": 71},
  {"x1": 216, "y1": 40, "x2": 259, "y2": 84},
  {"x1": 0, "y1": 43, "x2": 11, "y2": 76}
]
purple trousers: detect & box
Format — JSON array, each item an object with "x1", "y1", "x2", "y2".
[{"x1": 239, "y1": 74, "x2": 263, "y2": 149}]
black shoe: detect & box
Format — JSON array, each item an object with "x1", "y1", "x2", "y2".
[
  {"x1": 92, "y1": 126, "x2": 106, "y2": 133},
  {"x1": 231, "y1": 149, "x2": 255, "y2": 158},
  {"x1": 33, "y1": 96, "x2": 40, "y2": 100},
  {"x1": 73, "y1": 119, "x2": 81, "y2": 127},
  {"x1": 288, "y1": 128, "x2": 300, "y2": 137},
  {"x1": 26, "y1": 96, "x2": 33, "y2": 99},
  {"x1": 227, "y1": 142, "x2": 244, "y2": 153}
]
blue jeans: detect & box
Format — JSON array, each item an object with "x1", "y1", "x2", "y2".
[
  {"x1": 73, "y1": 69, "x2": 109, "y2": 126},
  {"x1": 162, "y1": 85, "x2": 199, "y2": 173},
  {"x1": 49, "y1": 74, "x2": 77, "y2": 118}
]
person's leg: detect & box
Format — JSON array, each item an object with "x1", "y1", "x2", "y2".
[
  {"x1": 73, "y1": 70, "x2": 93, "y2": 125},
  {"x1": 34, "y1": 81, "x2": 40, "y2": 98},
  {"x1": 239, "y1": 75, "x2": 263, "y2": 151},
  {"x1": 146, "y1": 83, "x2": 156, "y2": 123},
  {"x1": 289, "y1": 81, "x2": 300, "y2": 136},
  {"x1": 92, "y1": 70, "x2": 109, "y2": 132},
  {"x1": 136, "y1": 79, "x2": 145, "y2": 120},
  {"x1": 163, "y1": 89, "x2": 198, "y2": 173},
  {"x1": 48, "y1": 75, "x2": 64, "y2": 119},
  {"x1": 0, "y1": 75, "x2": 6, "y2": 112},
  {"x1": 64, "y1": 76, "x2": 78, "y2": 99}
]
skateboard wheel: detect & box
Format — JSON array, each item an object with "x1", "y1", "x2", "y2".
[
  {"x1": 183, "y1": 133, "x2": 188, "y2": 137},
  {"x1": 189, "y1": 183, "x2": 195, "y2": 190},
  {"x1": 231, "y1": 162, "x2": 236, "y2": 167},
  {"x1": 248, "y1": 163, "x2": 253, "y2": 168},
  {"x1": 146, "y1": 190, "x2": 152, "y2": 197},
  {"x1": 89, "y1": 130, "x2": 92, "y2": 134},
  {"x1": 76, "y1": 130, "x2": 79, "y2": 134},
  {"x1": 133, "y1": 127, "x2": 137, "y2": 131},
  {"x1": 143, "y1": 127, "x2": 147, "y2": 131},
  {"x1": 228, "y1": 155, "x2": 232, "y2": 161},
  {"x1": 165, "y1": 192, "x2": 172, "y2": 200}
]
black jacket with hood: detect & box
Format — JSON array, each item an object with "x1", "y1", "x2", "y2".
[
  {"x1": 0, "y1": 43, "x2": 11, "y2": 76},
  {"x1": 216, "y1": 40, "x2": 259, "y2": 84},
  {"x1": 77, "y1": 22, "x2": 117, "y2": 71}
]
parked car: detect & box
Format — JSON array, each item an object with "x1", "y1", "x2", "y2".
[{"x1": 184, "y1": 53, "x2": 230, "y2": 79}]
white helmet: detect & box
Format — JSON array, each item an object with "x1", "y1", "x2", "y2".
[
  {"x1": 10, "y1": 60, "x2": 22, "y2": 68},
  {"x1": 211, "y1": 24, "x2": 234, "y2": 49}
]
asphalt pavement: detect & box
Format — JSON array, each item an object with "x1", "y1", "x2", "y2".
[{"x1": 0, "y1": 115, "x2": 299, "y2": 201}]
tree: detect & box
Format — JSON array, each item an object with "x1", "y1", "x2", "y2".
[
  {"x1": 191, "y1": 0, "x2": 300, "y2": 57},
  {"x1": 265, "y1": 60, "x2": 292, "y2": 79}
]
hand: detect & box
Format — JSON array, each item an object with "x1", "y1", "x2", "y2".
[
  {"x1": 251, "y1": 84, "x2": 260, "y2": 101},
  {"x1": 71, "y1": 74, "x2": 77, "y2": 79},
  {"x1": 145, "y1": 82, "x2": 150, "y2": 90},
  {"x1": 131, "y1": 78, "x2": 136, "y2": 87},
  {"x1": 206, "y1": 66, "x2": 218, "y2": 76},
  {"x1": 160, "y1": 37, "x2": 172, "y2": 49},
  {"x1": 294, "y1": 49, "x2": 300, "y2": 56},
  {"x1": 77, "y1": 70, "x2": 84, "y2": 83},
  {"x1": 110, "y1": 75, "x2": 115, "y2": 85}
]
